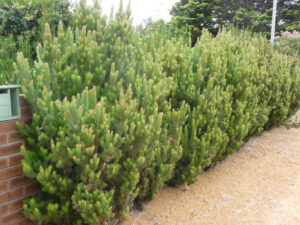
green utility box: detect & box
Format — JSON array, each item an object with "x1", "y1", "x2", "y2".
[{"x1": 0, "y1": 85, "x2": 21, "y2": 121}]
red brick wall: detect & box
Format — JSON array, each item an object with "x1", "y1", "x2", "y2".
[{"x1": 0, "y1": 95, "x2": 37, "y2": 225}]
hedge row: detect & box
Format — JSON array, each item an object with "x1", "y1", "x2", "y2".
[{"x1": 15, "y1": 4, "x2": 300, "y2": 225}]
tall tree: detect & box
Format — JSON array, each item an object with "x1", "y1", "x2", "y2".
[
  {"x1": 170, "y1": 0, "x2": 300, "y2": 42},
  {"x1": 170, "y1": 0, "x2": 218, "y2": 42}
]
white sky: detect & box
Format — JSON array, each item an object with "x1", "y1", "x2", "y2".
[{"x1": 86, "y1": 0, "x2": 179, "y2": 25}]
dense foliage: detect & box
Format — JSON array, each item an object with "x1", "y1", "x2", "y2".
[
  {"x1": 15, "y1": 1, "x2": 300, "y2": 224},
  {"x1": 140, "y1": 26, "x2": 300, "y2": 184},
  {"x1": 16, "y1": 3, "x2": 188, "y2": 224},
  {"x1": 2, "y1": 0, "x2": 300, "y2": 84},
  {"x1": 0, "y1": 35, "x2": 32, "y2": 84},
  {"x1": 0, "y1": 0, "x2": 72, "y2": 36},
  {"x1": 170, "y1": 0, "x2": 300, "y2": 42},
  {"x1": 0, "y1": 0, "x2": 72, "y2": 84}
]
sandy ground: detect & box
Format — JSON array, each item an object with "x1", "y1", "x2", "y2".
[{"x1": 123, "y1": 111, "x2": 300, "y2": 225}]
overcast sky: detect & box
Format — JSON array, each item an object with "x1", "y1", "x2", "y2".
[{"x1": 86, "y1": 0, "x2": 179, "y2": 25}]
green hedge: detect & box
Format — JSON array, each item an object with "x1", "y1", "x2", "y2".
[
  {"x1": 15, "y1": 3, "x2": 300, "y2": 225},
  {"x1": 157, "y1": 30, "x2": 300, "y2": 184}
]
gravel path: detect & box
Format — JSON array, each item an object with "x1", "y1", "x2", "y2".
[{"x1": 123, "y1": 111, "x2": 300, "y2": 225}]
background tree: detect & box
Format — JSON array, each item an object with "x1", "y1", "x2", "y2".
[
  {"x1": 170, "y1": 0, "x2": 300, "y2": 42},
  {"x1": 0, "y1": 0, "x2": 72, "y2": 41},
  {"x1": 0, "y1": 0, "x2": 73, "y2": 84},
  {"x1": 170, "y1": 0, "x2": 218, "y2": 42}
]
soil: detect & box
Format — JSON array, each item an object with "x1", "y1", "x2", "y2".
[{"x1": 123, "y1": 111, "x2": 300, "y2": 225}]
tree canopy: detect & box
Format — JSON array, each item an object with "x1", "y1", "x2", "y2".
[
  {"x1": 0, "y1": 0, "x2": 73, "y2": 83},
  {"x1": 170, "y1": 0, "x2": 300, "y2": 42}
]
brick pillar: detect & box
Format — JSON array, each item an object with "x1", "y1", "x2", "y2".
[{"x1": 0, "y1": 95, "x2": 38, "y2": 225}]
